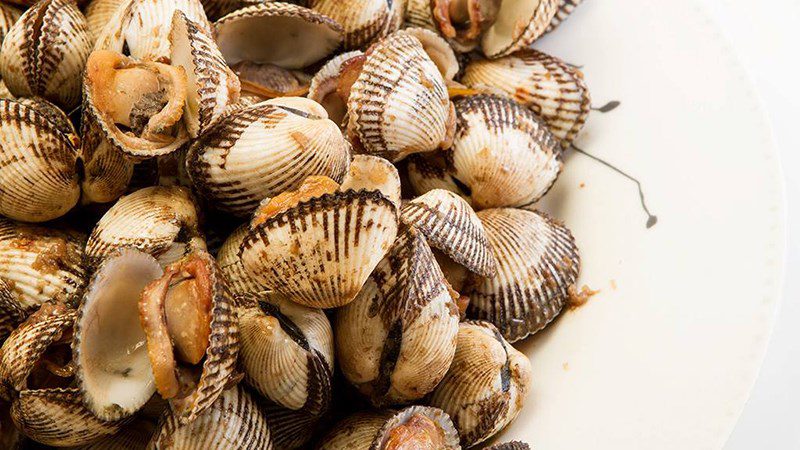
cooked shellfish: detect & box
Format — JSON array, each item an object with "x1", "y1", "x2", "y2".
[
  {"x1": 0, "y1": 3, "x2": 20, "y2": 47},
  {"x1": 403, "y1": 27, "x2": 460, "y2": 81},
  {"x1": 340, "y1": 154, "x2": 402, "y2": 209},
  {"x1": 309, "y1": 0, "x2": 404, "y2": 50},
  {"x1": 217, "y1": 224, "x2": 262, "y2": 297},
  {"x1": 84, "y1": 0, "x2": 126, "y2": 43},
  {"x1": 307, "y1": 50, "x2": 364, "y2": 125},
  {"x1": 465, "y1": 208, "x2": 580, "y2": 342},
  {"x1": 0, "y1": 0, "x2": 91, "y2": 109},
  {"x1": 547, "y1": 0, "x2": 583, "y2": 33},
  {"x1": 428, "y1": 320, "x2": 532, "y2": 447},
  {"x1": 237, "y1": 291, "x2": 333, "y2": 415}
]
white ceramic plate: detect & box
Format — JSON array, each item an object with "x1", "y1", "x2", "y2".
[{"x1": 500, "y1": 0, "x2": 787, "y2": 448}]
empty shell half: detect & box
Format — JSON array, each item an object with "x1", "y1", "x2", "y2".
[
  {"x1": 317, "y1": 405, "x2": 460, "y2": 449},
  {"x1": 309, "y1": 0, "x2": 404, "y2": 50},
  {"x1": 428, "y1": 320, "x2": 532, "y2": 447},
  {"x1": 461, "y1": 49, "x2": 591, "y2": 145},
  {"x1": 0, "y1": 0, "x2": 91, "y2": 109},
  {"x1": 411, "y1": 94, "x2": 562, "y2": 209},
  {"x1": 239, "y1": 176, "x2": 399, "y2": 309},
  {"x1": 85, "y1": 186, "x2": 203, "y2": 267},
  {"x1": 346, "y1": 30, "x2": 456, "y2": 162},
  {"x1": 149, "y1": 385, "x2": 274, "y2": 449},
  {"x1": 0, "y1": 98, "x2": 81, "y2": 222},
  {"x1": 465, "y1": 208, "x2": 580, "y2": 342},
  {"x1": 186, "y1": 97, "x2": 351, "y2": 217},
  {"x1": 401, "y1": 188, "x2": 497, "y2": 277},
  {"x1": 335, "y1": 225, "x2": 460, "y2": 406},
  {"x1": 237, "y1": 291, "x2": 333, "y2": 415}
]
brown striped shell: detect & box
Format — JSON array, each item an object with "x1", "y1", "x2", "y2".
[
  {"x1": 170, "y1": 10, "x2": 241, "y2": 138},
  {"x1": 239, "y1": 186, "x2": 399, "y2": 309},
  {"x1": 0, "y1": 279, "x2": 26, "y2": 342},
  {"x1": 403, "y1": 0, "x2": 437, "y2": 31},
  {"x1": 186, "y1": 97, "x2": 351, "y2": 217},
  {"x1": 72, "y1": 418, "x2": 156, "y2": 449},
  {"x1": 0, "y1": 218, "x2": 87, "y2": 314},
  {"x1": 79, "y1": 118, "x2": 136, "y2": 205},
  {"x1": 465, "y1": 208, "x2": 580, "y2": 342},
  {"x1": 411, "y1": 94, "x2": 562, "y2": 209},
  {"x1": 317, "y1": 405, "x2": 460, "y2": 449},
  {"x1": 0, "y1": 0, "x2": 91, "y2": 109},
  {"x1": 335, "y1": 225, "x2": 460, "y2": 406},
  {"x1": 233, "y1": 61, "x2": 308, "y2": 105},
  {"x1": 428, "y1": 320, "x2": 532, "y2": 447},
  {"x1": 215, "y1": 2, "x2": 343, "y2": 70},
  {"x1": 0, "y1": 3, "x2": 20, "y2": 47},
  {"x1": 85, "y1": 186, "x2": 204, "y2": 268},
  {"x1": 461, "y1": 49, "x2": 591, "y2": 146},
  {"x1": 217, "y1": 224, "x2": 262, "y2": 296},
  {"x1": 148, "y1": 385, "x2": 274, "y2": 449},
  {"x1": 307, "y1": 50, "x2": 364, "y2": 125},
  {"x1": 262, "y1": 402, "x2": 321, "y2": 450},
  {"x1": 340, "y1": 154, "x2": 402, "y2": 209},
  {"x1": 401, "y1": 189, "x2": 497, "y2": 277},
  {"x1": 547, "y1": 0, "x2": 583, "y2": 33},
  {"x1": 347, "y1": 30, "x2": 455, "y2": 162},
  {"x1": 485, "y1": 441, "x2": 532, "y2": 450},
  {"x1": 83, "y1": 0, "x2": 126, "y2": 44},
  {"x1": 237, "y1": 291, "x2": 333, "y2": 415},
  {"x1": 0, "y1": 98, "x2": 81, "y2": 222},
  {"x1": 309, "y1": 0, "x2": 404, "y2": 50}
]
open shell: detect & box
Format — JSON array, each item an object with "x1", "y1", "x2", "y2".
[
  {"x1": 0, "y1": 0, "x2": 91, "y2": 110},
  {"x1": 309, "y1": 0, "x2": 404, "y2": 50},
  {"x1": 85, "y1": 186, "x2": 204, "y2": 268},
  {"x1": 547, "y1": 0, "x2": 583, "y2": 33},
  {"x1": 0, "y1": 218, "x2": 87, "y2": 314},
  {"x1": 307, "y1": 50, "x2": 364, "y2": 125},
  {"x1": 215, "y1": 3, "x2": 343, "y2": 70},
  {"x1": 347, "y1": 30, "x2": 455, "y2": 162},
  {"x1": 317, "y1": 405, "x2": 460, "y2": 449},
  {"x1": 237, "y1": 291, "x2": 333, "y2": 415},
  {"x1": 465, "y1": 208, "x2": 580, "y2": 342},
  {"x1": 335, "y1": 225, "x2": 460, "y2": 406},
  {"x1": 149, "y1": 385, "x2": 274, "y2": 449},
  {"x1": 461, "y1": 49, "x2": 591, "y2": 146},
  {"x1": 403, "y1": 27, "x2": 460, "y2": 81},
  {"x1": 340, "y1": 154, "x2": 402, "y2": 209},
  {"x1": 170, "y1": 10, "x2": 241, "y2": 138},
  {"x1": 401, "y1": 189, "x2": 497, "y2": 277},
  {"x1": 479, "y1": 0, "x2": 559, "y2": 58},
  {"x1": 239, "y1": 188, "x2": 399, "y2": 309},
  {"x1": 186, "y1": 97, "x2": 351, "y2": 217},
  {"x1": 0, "y1": 98, "x2": 81, "y2": 222},
  {"x1": 431, "y1": 94, "x2": 562, "y2": 209},
  {"x1": 428, "y1": 320, "x2": 533, "y2": 447}
]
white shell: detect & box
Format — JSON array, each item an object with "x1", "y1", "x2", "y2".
[{"x1": 309, "y1": 0, "x2": 404, "y2": 49}]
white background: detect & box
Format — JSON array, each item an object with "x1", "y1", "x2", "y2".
[{"x1": 697, "y1": 0, "x2": 800, "y2": 448}]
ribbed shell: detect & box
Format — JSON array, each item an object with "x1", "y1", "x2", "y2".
[
  {"x1": 217, "y1": 225, "x2": 262, "y2": 296},
  {"x1": 347, "y1": 30, "x2": 453, "y2": 162},
  {"x1": 200, "y1": 0, "x2": 262, "y2": 21},
  {"x1": 80, "y1": 115, "x2": 135, "y2": 205},
  {"x1": 0, "y1": 218, "x2": 86, "y2": 313},
  {"x1": 85, "y1": 186, "x2": 202, "y2": 267},
  {"x1": 335, "y1": 225, "x2": 459, "y2": 406},
  {"x1": 73, "y1": 419, "x2": 155, "y2": 449},
  {"x1": 403, "y1": 0, "x2": 436, "y2": 31},
  {"x1": 310, "y1": 0, "x2": 403, "y2": 50},
  {"x1": 447, "y1": 94, "x2": 562, "y2": 209},
  {"x1": 237, "y1": 292, "x2": 333, "y2": 414},
  {"x1": 0, "y1": 0, "x2": 91, "y2": 109},
  {"x1": 461, "y1": 49, "x2": 591, "y2": 146},
  {"x1": 428, "y1": 320, "x2": 532, "y2": 447},
  {"x1": 186, "y1": 99, "x2": 351, "y2": 217},
  {"x1": 11, "y1": 388, "x2": 123, "y2": 447},
  {"x1": 404, "y1": 27, "x2": 459, "y2": 80},
  {"x1": 149, "y1": 385, "x2": 273, "y2": 449},
  {"x1": 547, "y1": 0, "x2": 582, "y2": 33},
  {"x1": 480, "y1": 0, "x2": 559, "y2": 58},
  {"x1": 84, "y1": 0, "x2": 125, "y2": 43},
  {"x1": 170, "y1": 10, "x2": 240, "y2": 138},
  {"x1": 240, "y1": 189, "x2": 399, "y2": 309},
  {"x1": 0, "y1": 3, "x2": 20, "y2": 47},
  {"x1": 401, "y1": 189, "x2": 497, "y2": 277},
  {"x1": 262, "y1": 402, "x2": 320, "y2": 450},
  {"x1": 340, "y1": 154, "x2": 402, "y2": 209},
  {"x1": 0, "y1": 280, "x2": 26, "y2": 342},
  {"x1": 307, "y1": 50, "x2": 363, "y2": 124},
  {"x1": 485, "y1": 441, "x2": 531, "y2": 450},
  {"x1": 466, "y1": 208, "x2": 580, "y2": 342},
  {"x1": 0, "y1": 99, "x2": 81, "y2": 222},
  {"x1": 215, "y1": 3, "x2": 343, "y2": 70},
  {"x1": 405, "y1": 153, "x2": 470, "y2": 202}
]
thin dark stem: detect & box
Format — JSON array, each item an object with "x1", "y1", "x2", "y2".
[{"x1": 591, "y1": 100, "x2": 621, "y2": 113}]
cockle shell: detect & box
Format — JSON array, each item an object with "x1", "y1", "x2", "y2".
[
  {"x1": 0, "y1": 80, "x2": 13, "y2": 99},
  {"x1": 478, "y1": 0, "x2": 560, "y2": 58},
  {"x1": 547, "y1": 0, "x2": 583, "y2": 33},
  {"x1": 309, "y1": 0, "x2": 404, "y2": 50},
  {"x1": 0, "y1": 0, "x2": 91, "y2": 109},
  {"x1": 199, "y1": 0, "x2": 262, "y2": 21},
  {"x1": 85, "y1": 186, "x2": 204, "y2": 267},
  {"x1": 428, "y1": 320, "x2": 532, "y2": 447},
  {"x1": 186, "y1": 97, "x2": 351, "y2": 217},
  {"x1": 403, "y1": 27, "x2": 460, "y2": 81},
  {"x1": 237, "y1": 291, "x2": 333, "y2": 415},
  {"x1": 411, "y1": 94, "x2": 562, "y2": 209},
  {"x1": 217, "y1": 224, "x2": 262, "y2": 296},
  {"x1": 0, "y1": 218, "x2": 87, "y2": 314},
  {"x1": 335, "y1": 225, "x2": 460, "y2": 406},
  {"x1": 307, "y1": 50, "x2": 364, "y2": 125},
  {"x1": 233, "y1": 61, "x2": 307, "y2": 106},
  {"x1": 340, "y1": 154, "x2": 402, "y2": 209},
  {"x1": 239, "y1": 188, "x2": 399, "y2": 309},
  {"x1": 149, "y1": 385, "x2": 274, "y2": 449},
  {"x1": 317, "y1": 405, "x2": 460, "y2": 450},
  {"x1": 79, "y1": 113, "x2": 136, "y2": 205},
  {"x1": 461, "y1": 49, "x2": 591, "y2": 145},
  {"x1": 170, "y1": 10, "x2": 241, "y2": 138},
  {"x1": 0, "y1": 279, "x2": 26, "y2": 342},
  {"x1": 347, "y1": 30, "x2": 455, "y2": 162},
  {"x1": 72, "y1": 418, "x2": 155, "y2": 449},
  {"x1": 215, "y1": 2, "x2": 343, "y2": 70},
  {"x1": 486, "y1": 442, "x2": 531, "y2": 450},
  {"x1": 0, "y1": 3, "x2": 20, "y2": 47},
  {"x1": 401, "y1": 188, "x2": 497, "y2": 277},
  {"x1": 465, "y1": 208, "x2": 580, "y2": 342},
  {"x1": 404, "y1": 0, "x2": 437, "y2": 31},
  {"x1": 84, "y1": 0, "x2": 126, "y2": 43},
  {"x1": 0, "y1": 98, "x2": 81, "y2": 222},
  {"x1": 262, "y1": 402, "x2": 321, "y2": 450}
]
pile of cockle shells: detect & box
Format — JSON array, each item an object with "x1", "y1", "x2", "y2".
[{"x1": 0, "y1": 0, "x2": 589, "y2": 447}]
